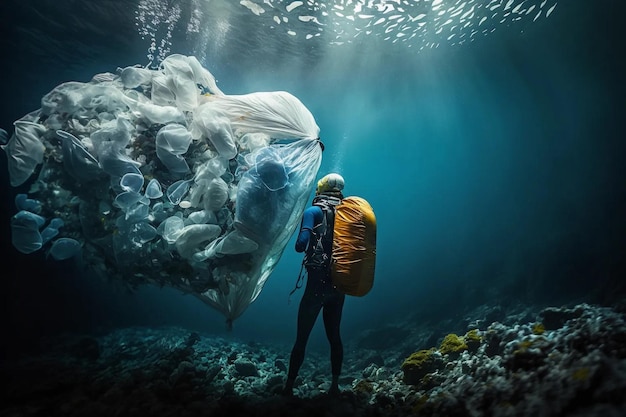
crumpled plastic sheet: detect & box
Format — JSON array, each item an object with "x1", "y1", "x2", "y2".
[{"x1": 1, "y1": 54, "x2": 322, "y2": 326}]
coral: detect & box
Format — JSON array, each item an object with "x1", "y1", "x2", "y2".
[
  {"x1": 540, "y1": 305, "x2": 585, "y2": 330},
  {"x1": 465, "y1": 329, "x2": 482, "y2": 342},
  {"x1": 464, "y1": 329, "x2": 482, "y2": 352},
  {"x1": 506, "y1": 336, "x2": 550, "y2": 371},
  {"x1": 2, "y1": 303, "x2": 626, "y2": 416},
  {"x1": 514, "y1": 339, "x2": 534, "y2": 353},
  {"x1": 354, "y1": 379, "x2": 374, "y2": 394},
  {"x1": 233, "y1": 358, "x2": 258, "y2": 377},
  {"x1": 402, "y1": 349, "x2": 434, "y2": 369},
  {"x1": 532, "y1": 322, "x2": 545, "y2": 335},
  {"x1": 401, "y1": 349, "x2": 441, "y2": 385},
  {"x1": 402, "y1": 332, "x2": 481, "y2": 387},
  {"x1": 410, "y1": 394, "x2": 429, "y2": 414},
  {"x1": 438, "y1": 333, "x2": 468, "y2": 356},
  {"x1": 572, "y1": 367, "x2": 590, "y2": 382}
]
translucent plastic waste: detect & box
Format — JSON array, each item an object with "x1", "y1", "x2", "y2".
[
  {"x1": 145, "y1": 178, "x2": 163, "y2": 199},
  {"x1": 56, "y1": 130, "x2": 104, "y2": 182},
  {"x1": 2, "y1": 120, "x2": 46, "y2": 186},
  {"x1": 156, "y1": 124, "x2": 192, "y2": 174},
  {"x1": 11, "y1": 210, "x2": 46, "y2": 254},
  {"x1": 41, "y1": 217, "x2": 65, "y2": 245},
  {"x1": 49, "y1": 238, "x2": 82, "y2": 261},
  {"x1": 119, "y1": 66, "x2": 153, "y2": 89},
  {"x1": 15, "y1": 193, "x2": 42, "y2": 213},
  {"x1": 0, "y1": 128, "x2": 8, "y2": 145},
  {"x1": 1, "y1": 54, "x2": 322, "y2": 326}
]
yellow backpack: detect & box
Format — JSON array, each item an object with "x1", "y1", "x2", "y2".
[{"x1": 331, "y1": 196, "x2": 377, "y2": 296}]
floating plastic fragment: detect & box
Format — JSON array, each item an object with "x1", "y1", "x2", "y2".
[
  {"x1": 11, "y1": 210, "x2": 46, "y2": 254},
  {"x1": 56, "y1": 130, "x2": 103, "y2": 182},
  {"x1": 98, "y1": 143, "x2": 142, "y2": 179},
  {"x1": 40, "y1": 217, "x2": 65, "y2": 245},
  {"x1": 145, "y1": 178, "x2": 163, "y2": 199},
  {"x1": 123, "y1": 90, "x2": 186, "y2": 125},
  {"x1": 2, "y1": 120, "x2": 46, "y2": 186},
  {"x1": 15, "y1": 194, "x2": 42, "y2": 213},
  {"x1": 175, "y1": 223, "x2": 222, "y2": 259},
  {"x1": 161, "y1": 54, "x2": 200, "y2": 111},
  {"x1": 125, "y1": 202, "x2": 150, "y2": 223},
  {"x1": 128, "y1": 222, "x2": 158, "y2": 245},
  {"x1": 114, "y1": 191, "x2": 144, "y2": 210},
  {"x1": 192, "y1": 108, "x2": 237, "y2": 159},
  {"x1": 156, "y1": 124, "x2": 192, "y2": 174},
  {"x1": 158, "y1": 216, "x2": 185, "y2": 244},
  {"x1": 49, "y1": 218, "x2": 65, "y2": 229},
  {"x1": 120, "y1": 173, "x2": 145, "y2": 193},
  {"x1": 49, "y1": 238, "x2": 82, "y2": 260},
  {"x1": 187, "y1": 210, "x2": 216, "y2": 224},
  {"x1": 150, "y1": 73, "x2": 176, "y2": 106},
  {"x1": 119, "y1": 66, "x2": 153, "y2": 88},
  {"x1": 166, "y1": 179, "x2": 192, "y2": 205},
  {"x1": 0, "y1": 128, "x2": 8, "y2": 145},
  {"x1": 254, "y1": 148, "x2": 288, "y2": 191},
  {"x1": 216, "y1": 230, "x2": 259, "y2": 255},
  {"x1": 40, "y1": 226, "x2": 60, "y2": 245},
  {"x1": 204, "y1": 177, "x2": 229, "y2": 211}
]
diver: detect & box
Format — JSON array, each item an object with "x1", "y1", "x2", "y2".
[{"x1": 283, "y1": 173, "x2": 346, "y2": 397}]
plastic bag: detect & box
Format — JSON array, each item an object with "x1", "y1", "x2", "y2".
[{"x1": 1, "y1": 54, "x2": 322, "y2": 326}]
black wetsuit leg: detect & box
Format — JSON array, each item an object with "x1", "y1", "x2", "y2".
[
  {"x1": 287, "y1": 275, "x2": 323, "y2": 380},
  {"x1": 287, "y1": 268, "x2": 345, "y2": 381},
  {"x1": 322, "y1": 290, "x2": 345, "y2": 376}
]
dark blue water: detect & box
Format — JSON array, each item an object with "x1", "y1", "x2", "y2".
[{"x1": 1, "y1": 0, "x2": 624, "y2": 357}]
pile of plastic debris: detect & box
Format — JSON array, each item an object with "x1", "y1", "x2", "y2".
[{"x1": 1, "y1": 54, "x2": 323, "y2": 325}]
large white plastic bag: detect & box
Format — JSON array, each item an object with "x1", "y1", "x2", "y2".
[
  {"x1": 0, "y1": 54, "x2": 322, "y2": 327},
  {"x1": 197, "y1": 91, "x2": 320, "y2": 140},
  {"x1": 195, "y1": 139, "x2": 322, "y2": 324}
]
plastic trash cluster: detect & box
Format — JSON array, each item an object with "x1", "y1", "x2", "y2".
[{"x1": 1, "y1": 54, "x2": 323, "y2": 326}]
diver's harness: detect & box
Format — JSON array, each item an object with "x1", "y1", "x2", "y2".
[{"x1": 288, "y1": 194, "x2": 342, "y2": 302}]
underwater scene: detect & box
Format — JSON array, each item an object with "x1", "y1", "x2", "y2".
[{"x1": 1, "y1": 0, "x2": 624, "y2": 416}]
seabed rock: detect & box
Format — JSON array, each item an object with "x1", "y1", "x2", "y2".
[{"x1": 1, "y1": 303, "x2": 625, "y2": 416}]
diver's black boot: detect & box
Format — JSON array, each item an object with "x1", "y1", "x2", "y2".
[
  {"x1": 282, "y1": 378, "x2": 295, "y2": 397},
  {"x1": 328, "y1": 375, "x2": 340, "y2": 397}
]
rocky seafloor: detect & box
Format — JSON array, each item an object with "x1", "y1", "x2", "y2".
[{"x1": 1, "y1": 302, "x2": 625, "y2": 417}]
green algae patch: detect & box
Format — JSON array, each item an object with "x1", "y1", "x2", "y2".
[
  {"x1": 401, "y1": 349, "x2": 441, "y2": 385},
  {"x1": 439, "y1": 333, "x2": 468, "y2": 356}
]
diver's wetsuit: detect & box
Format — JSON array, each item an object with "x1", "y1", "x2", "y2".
[{"x1": 287, "y1": 198, "x2": 345, "y2": 382}]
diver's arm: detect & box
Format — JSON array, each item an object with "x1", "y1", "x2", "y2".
[{"x1": 295, "y1": 206, "x2": 320, "y2": 252}]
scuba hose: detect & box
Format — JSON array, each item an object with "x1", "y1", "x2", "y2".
[{"x1": 288, "y1": 257, "x2": 307, "y2": 304}]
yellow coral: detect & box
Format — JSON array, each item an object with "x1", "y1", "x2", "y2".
[
  {"x1": 532, "y1": 323, "x2": 545, "y2": 335},
  {"x1": 513, "y1": 339, "x2": 533, "y2": 355},
  {"x1": 572, "y1": 367, "x2": 590, "y2": 381},
  {"x1": 402, "y1": 349, "x2": 442, "y2": 385},
  {"x1": 438, "y1": 334, "x2": 468, "y2": 355},
  {"x1": 402, "y1": 349, "x2": 436, "y2": 370},
  {"x1": 464, "y1": 329, "x2": 482, "y2": 352},
  {"x1": 465, "y1": 329, "x2": 482, "y2": 343}
]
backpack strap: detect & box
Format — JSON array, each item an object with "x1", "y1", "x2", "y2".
[
  {"x1": 289, "y1": 194, "x2": 342, "y2": 299},
  {"x1": 303, "y1": 195, "x2": 341, "y2": 270},
  {"x1": 288, "y1": 259, "x2": 307, "y2": 304}
]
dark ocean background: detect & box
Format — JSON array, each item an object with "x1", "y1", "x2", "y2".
[{"x1": 1, "y1": 0, "x2": 624, "y2": 362}]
